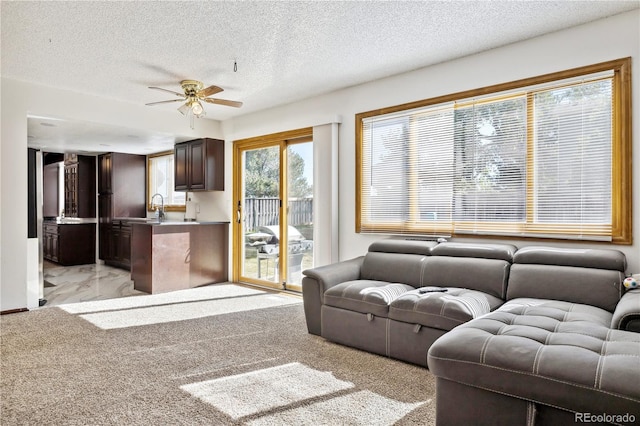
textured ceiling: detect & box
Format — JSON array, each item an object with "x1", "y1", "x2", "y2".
[{"x1": 2, "y1": 0, "x2": 639, "y2": 153}]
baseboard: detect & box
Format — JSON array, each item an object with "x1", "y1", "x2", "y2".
[{"x1": 1, "y1": 307, "x2": 29, "y2": 315}]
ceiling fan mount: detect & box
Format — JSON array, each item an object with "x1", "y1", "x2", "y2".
[
  {"x1": 180, "y1": 79, "x2": 204, "y2": 96},
  {"x1": 145, "y1": 79, "x2": 242, "y2": 128}
]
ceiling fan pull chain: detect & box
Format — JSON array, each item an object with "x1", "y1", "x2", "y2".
[{"x1": 234, "y1": 60, "x2": 238, "y2": 72}]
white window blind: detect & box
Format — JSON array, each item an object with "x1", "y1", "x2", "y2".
[
  {"x1": 359, "y1": 69, "x2": 618, "y2": 241},
  {"x1": 531, "y1": 79, "x2": 612, "y2": 237}
]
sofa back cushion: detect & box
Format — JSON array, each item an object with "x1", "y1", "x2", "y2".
[
  {"x1": 361, "y1": 240, "x2": 437, "y2": 287},
  {"x1": 421, "y1": 242, "x2": 517, "y2": 299},
  {"x1": 430, "y1": 242, "x2": 517, "y2": 262},
  {"x1": 421, "y1": 257, "x2": 511, "y2": 299},
  {"x1": 367, "y1": 239, "x2": 436, "y2": 256},
  {"x1": 507, "y1": 246, "x2": 626, "y2": 312},
  {"x1": 362, "y1": 240, "x2": 515, "y2": 296}
]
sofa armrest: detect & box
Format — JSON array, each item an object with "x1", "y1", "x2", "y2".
[
  {"x1": 611, "y1": 289, "x2": 640, "y2": 332},
  {"x1": 301, "y1": 256, "x2": 364, "y2": 335}
]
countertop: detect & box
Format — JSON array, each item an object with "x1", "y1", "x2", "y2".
[
  {"x1": 45, "y1": 218, "x2": 98, "y2": 225},
  {"x1": 131, "y1": 221, "x2": 230, "y2": 226},
  {"x1": 113, "y1": 217, "x2": 153, "y2": 222}
]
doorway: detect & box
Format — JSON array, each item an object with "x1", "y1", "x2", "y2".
[{"x1": 233, "y1": 128, "x2": 314, "y2": 292}]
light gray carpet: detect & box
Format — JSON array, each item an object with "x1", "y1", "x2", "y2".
[{"x1": 1, "y1": 284, "x2": 436, "y2": 425}]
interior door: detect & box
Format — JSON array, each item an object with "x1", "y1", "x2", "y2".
[{"x1": 233, "y1": 128, "x2": 314, "y2": 291}]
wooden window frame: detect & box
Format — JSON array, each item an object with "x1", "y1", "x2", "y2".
[{"x1": 356, "y1": 57, "x2": 632, "y2": 244}]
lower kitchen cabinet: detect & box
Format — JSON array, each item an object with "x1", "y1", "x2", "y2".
[
  {"x1": 43, "y1": 223, "x2": 96, "y2": 266},
  {"x1": 100, "y1": 220, "x2": 134, "y2": 270},
  {"x1": 43, "y1": 223, "x2": 59, "y2": 263},
  {"x1": 130, "y1": 222, "x2": 229, "y2": 294}
]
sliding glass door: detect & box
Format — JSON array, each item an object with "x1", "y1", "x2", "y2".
[
  {"x1": 284, "y1": 141, "x2": 314, "y2": 291},
  {"x1": 233, "y1": 129, "x2": 314, "y2": 291},
  {"x1": 239, "y1": 144, "x2": 281, "y2": 286}
]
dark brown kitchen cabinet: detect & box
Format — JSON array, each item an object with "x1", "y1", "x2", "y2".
[
  {"x1": 174, "y1": 138, "x2": 224, "y2": 191},
  {"x1": 98, "y1": 153, "x2": 146, "y2": 216},
  {"x1": 43, "y1": 223, "x2": 95, "y2": 266},
  {"x1": 98, "y1": 152, "x2": 112, "y2": 194},
  {"x1": 98, "y1": 153, "x2": 146, "y2": 270},
  {"x1": 43, "y1": 163, "x2": 60, "y2": 218},
  {"x1": 43, "y1": 223, "x2": 59, "y2": 263},
  {"x1": 64, "y1": 155, "x2": 96, "y2": 218},
  {"x1": 131, "y1": 222, "x2": 229, "y2": 294},
  {"x1": 103, "y1": 220, "x2": 133, "y2": 270},
  {"x1": 64, "y1": 163, "x2": 77, "y2": 217}
]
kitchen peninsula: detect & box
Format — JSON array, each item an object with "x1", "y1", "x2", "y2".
[{"x1": 130, "y1": 221, "x2": 229, "y2": 294}]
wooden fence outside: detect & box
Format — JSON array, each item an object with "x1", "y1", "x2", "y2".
[{"x1": 244, "y1": 197, "x2": 313, "y2": 232}]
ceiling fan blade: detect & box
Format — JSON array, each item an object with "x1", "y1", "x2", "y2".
[
  {"x1": 146, "y1": 99, "x2": 185, "y2": 106},
  {"x1": 148, "y1": 86, "x2": 186, "y2": 98},
  {"x1": 203, "y1": 98, "x2": 243, "y2": 108},
  {"x1": 197, "y1": 85, "x2": 223, "y2": 97}
]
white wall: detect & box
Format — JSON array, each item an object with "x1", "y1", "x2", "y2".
[
  {"x1": 1, "y1": 80, "x2": 28, "y2": 312},
  {"x1": 0, "y1": 78, "x2": 222, "y2": 311},
  {"x1": 223, "y1": 10, "x2": 640, "y2": 273}
]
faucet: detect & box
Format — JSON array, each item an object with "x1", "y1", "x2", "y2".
[{"x1": 151, "y1": 193, "x2": 165, "y2": 222}]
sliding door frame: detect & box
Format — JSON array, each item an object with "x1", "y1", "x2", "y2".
[{"x1": 232, "y1": 127, "x2": 313, "y2": 290}]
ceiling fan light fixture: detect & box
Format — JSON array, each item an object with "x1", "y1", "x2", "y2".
[
  {"x1": 178, "y1": 102, "x2": 191, "y2": 116},
  {"x1": 191, "y1": 100, "x2": 204, "y2": 116},
  {"x1": 147, "y1": 79, "x2": 241, "y2": 128}
]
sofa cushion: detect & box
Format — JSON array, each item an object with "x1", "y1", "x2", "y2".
[
  {"x1": 389, "y1": 287, "x2": 503, "y2": 331},
  {"x1": 428, "y1": 298, "x2": 640, "y2": 419},
  {"x1": 507, "y1": 264, "x2": 623, "y2": 312},
  {"x1": 323, "y1": 280, "x2": 414, "y2": 317},
  {"x1": 508, "y1": 246, "x2": 626, "y2": 313},
  {"x1": 360, "y1": 252, "x2": 429, "y2": 287},
  {"x1": 495, "y1": 298, "x2": 613, "y2": 328},
  {"x1": 358, "y1": 240, "x2": 436, "y2": 287},
  {"x1": 513, "y1": 246, "x2": 627, "y2": 272},
  {"x1": 430, "y1": 242, "x2": 517, "y2": 262},
  {"x1": 421, "y1": 256, "x2": 511, "y2": 299},
  {"x1": 367, "y1": 239, "x2": 437, "y2": 256}
]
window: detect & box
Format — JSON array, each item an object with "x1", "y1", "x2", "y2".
[
  {"x1": 147, "y1": 151, "x2": 186, "y2": 212},
  {"x1": 356, "y1": 58, "x2": 631, "y2": 243}
]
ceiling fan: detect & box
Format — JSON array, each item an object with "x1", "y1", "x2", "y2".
[{"x1": 146, "y1": 80, "x2": 242, "y2": 128}]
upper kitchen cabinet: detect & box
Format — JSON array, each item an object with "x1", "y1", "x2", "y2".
[
  {"x1": 98, "y1": 151, "x2": 112, "y2": 194},
  {"x1": 98, "y1": 152, "x2": 146, "y2": 217},
  {"x1": 174, "y1": 138, "x2": 224, "y2": 191},
  {"x1": 64, "y1": 154, "x2": 96, "y2": 218},
  {"x1": 98, "y1": 153, "x2": 146, "y2": 270},
  {"x1": 43, "y1": 163, "x2": 60, "y2": 218}
]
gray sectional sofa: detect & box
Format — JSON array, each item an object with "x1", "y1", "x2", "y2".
[{"x1": 301, "y1": 240, "x2": 640, "y2": 425}]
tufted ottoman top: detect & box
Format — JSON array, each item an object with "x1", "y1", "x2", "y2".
[{"x1": 428, "y1": 298, "x2": 640, "y2": 419}]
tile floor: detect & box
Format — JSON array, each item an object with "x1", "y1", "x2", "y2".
[{"x1": 42, "y1": 261, "x2": 145, "y2": 307}]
